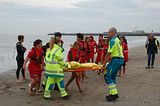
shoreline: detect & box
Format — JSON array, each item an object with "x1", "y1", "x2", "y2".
[
  {"x1": 0, "y1": 45, "x2": 145, "y2": 74},
  {"x1": 0, "y1": 46, "x2": 160, "y2": 106}
]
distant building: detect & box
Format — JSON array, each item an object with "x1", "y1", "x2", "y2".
[{"x1": 133, "y1": 30, "x2": 145, "y2": 34}]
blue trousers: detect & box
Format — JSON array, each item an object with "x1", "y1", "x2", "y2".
[
  {"x1": 147, "y1": 51, "x2": 156, "y2": 67},
  {"x1": 105, "y1": 58, "x2": 124, "y2": 84}
]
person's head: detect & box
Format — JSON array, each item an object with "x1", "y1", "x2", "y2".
[
  {"x1": 90, "y1": 35, "x2": 94, "y2": 41},
  {"x1": 18, "y1": 35, "x2": 24, "y2": 42},
  {"x1": 120, "y1": 36, "x2": 124, "y2": 43},
  {"x1": 33, "y1": 39, "x2": 42, "y2": 49},
  {"x1": 54, "y1": 32, "x2": 62, "y2": 43},
  {"x1": 108, "y1": 27, "x2": 117, "y2": 38},
  {"x1": 120, "y1": 36, "x2": 127, "y2": 44},
  {"x1": 99, "y1": 34, "x2": 103, "y2": 41},
  {"x1": 85, "y1": 36, "x2": 90, "y2": 42},
  {"x1": 77, "y1": 33, "x2": 84, "y2": 41},
  {"x1": 72, "y1": 41, "x2": 79, "y2": 49},
  {"x1": 149, "y1": 34, "x2": 154, "y2": 40},
  {"x1": 49, "y1": 37, "x2": 55, "y2": 50},
  {"x1": 103, "y1": 37, "x2": 109, "y2": 44}
]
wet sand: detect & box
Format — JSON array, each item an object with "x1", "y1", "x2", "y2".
[{"x1": 0, "y1": 46, "x2": 160, "y2": 106}]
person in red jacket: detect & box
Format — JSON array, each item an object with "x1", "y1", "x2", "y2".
[
  {"x1": 77, "y1": 33, "x2": 88, "y2": 83},
  {"x1": 85, "y1": 36, "x2": 91, "y2": 62},
  {"x1": 23, "y1": 39, "x2": 44, "y2": 95},
  {"x1": 65, "y1": 41, "x2": 83, "y2": 92},
  {"x1": 119, "y1": 36, "x2": 128, "y2": 77},
  {"x1": 101, "y1": 38, "x2": 109, "y2": 65},
  {"x1": 96, "y1": 34, "x2": 104, "y2": 64},
  {"x1": 89, "y1": 35, "x2": 97, "y2": 63},
  {"x1": 97, "y1": 38, "x2": 109, "y2": 75}
]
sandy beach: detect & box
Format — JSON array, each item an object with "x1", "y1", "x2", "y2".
[{"x1": 0, "y1": 46, "x2": 160, "y2": 106}]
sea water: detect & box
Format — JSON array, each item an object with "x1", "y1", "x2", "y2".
[{"x1": 0, "y1": 34, "x2": 157, "y2": 73}]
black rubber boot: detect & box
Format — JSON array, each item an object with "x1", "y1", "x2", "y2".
[
  {"x1": 106, "y1": 95, "x2": 111, "y2": 99},
  {"x1": 106, "y1": 94, "x2": 119, "y2": 102}
]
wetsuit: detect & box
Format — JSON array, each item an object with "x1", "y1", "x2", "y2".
[{"x1": 16, "y1": 42, "x2": 26, "y2": 79}]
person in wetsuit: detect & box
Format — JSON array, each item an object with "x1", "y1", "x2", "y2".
[{"x1": 16, "y1": 35, "x2": 26, "y2": 82}]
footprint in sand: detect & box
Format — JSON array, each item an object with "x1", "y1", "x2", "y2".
[{"x1": 0, "y1": 82, "x2": 11, "y2": 94}]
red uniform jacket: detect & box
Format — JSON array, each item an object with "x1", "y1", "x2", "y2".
[
  {"x1": 96, "y1": 41, "x2": 104, "y2": 63},
  {"x1": 78, "y1": 41, "x2": 87, "y2": 63},
  {"x1": 89, "y1": 40, "x2": 97, "y2": 59},
  {"x1": 122, "y1": 42, "x2": 128, "y2": 63},
  {"x1": 67, "y1": 48, "x2": 79, "y2": 62},
  {"x1": 27, "y1": 47, "x2": 44, "y2": 71}
]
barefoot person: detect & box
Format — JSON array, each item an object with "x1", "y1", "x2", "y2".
[
  {"x1": 23, "y1": 39, "x2": 44, "y2": 95},
  {"x1": 96, "y1": 34, "x2": 104, "y2": 64},
  {"x1": 119, "y1": 36, "x2": 128, "y2": 77},
  {"x1": 103, "y1": 27, "x2": 124, "y2": 102},
  {"x1": 88, "y1": 35, "x2": 97, "y2": 63},
  {"x1": 16, "y1": 35, "x2": 26, "y2": 82},
  {"x1": 65, "y1": 41, "x2": 83, "y2": 92},
  {"x1": 76, "y1": 33, "x2": 88, "y2": 83}
]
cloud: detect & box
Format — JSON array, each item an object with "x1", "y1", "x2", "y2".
[
  {"x1": 0, "y1": 0, "x2": 160, "y2": 34},
  {"x1": 0, "y1": 0, "x2": 88, "y2": 8},
  {"x1": 134, "y1": 0, "x2": 160, "y2": 9}
]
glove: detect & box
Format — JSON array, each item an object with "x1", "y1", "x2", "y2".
[{"x1": 64, "y1": 62, "x2": 71, "y2": 69}]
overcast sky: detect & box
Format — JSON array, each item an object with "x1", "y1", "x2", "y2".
[{"x1": 0, "y1": 0, "x2": 160, "y2": 35}]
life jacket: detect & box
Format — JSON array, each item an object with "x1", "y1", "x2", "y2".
[
  {"x1": 30, "y1": 47, "x2": 44, "y2": 64},
  {"x1": 89, "y1": 40, "x2": 97, "y2": 53},
  {"x1": 78, "y1": 41, "x2": 87, "y2": 57},
  {"x1": 122, "y1": 42, "x2": 128, "y2": 62},
  {"x1": 86, "y1": 42, "x2": 91, "y2": 54},
  {"x1": 97, "y1": 41, "x2": 104, "y2": 52},
  {"x1": 45, "y1": 44, "x2": 66, "y2": 77},
  {"x1": 67, "y1": 48, "x2": 79, "y2": 62}
]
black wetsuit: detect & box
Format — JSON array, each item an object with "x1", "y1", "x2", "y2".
[{"x1": 16, "y1": 42, "x2": 26, "y2": 79}]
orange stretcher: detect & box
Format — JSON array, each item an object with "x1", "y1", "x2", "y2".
[{"x1": 64, "y1": 67, "x2": 102, "y2": 72}]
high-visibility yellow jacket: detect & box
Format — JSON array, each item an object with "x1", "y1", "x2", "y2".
[
  {"x1": 108, "y1": 36, "x2": 124, "y2": 58},
  {"x1": 45, "y1": 44, "x2": 66, "y2": 77}
]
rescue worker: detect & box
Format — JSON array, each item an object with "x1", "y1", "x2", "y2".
[
  {"x1": 65, "y1": 41, "x2": 83, "y2": 92},
  {"x1": 42, "y1": 32, "x2": 64, "y2": 91},
  {"x1": 101, "y1": 38, "x2": 109, "y2": 64},
  {"x1": 96, "y1": 34, "x2": 104, "y2": 64},
  {"x1": 119, "y1": 36, "x2": 128, "y2": 77},
  {"x1": 89, "y1": 35, "x2": 97, "y2": 63},
  {"x1": 103, "y1": 27, "x2": 124, "y2": 102},
  {"x1": 145, "y1": 34, "x2": 159, "y2": 68},
  {"x1": 85, "y1": 36, "x2": 91, "y2": 62},
  {"x1": 54, "y1": 32, "x2": 64, "y2": 90},
  {"x1": 77, "y1": 33, "x2": 88, "y2": 83},
  {"x1": 44, "y1": 37, "x2": 70, "y2": 99},
  {"x1": 97, "y1": 38, "x2": 109, "y2": 75},
  {"x1": 23, "y1": 39, "x2": 44, "y2": 95}
]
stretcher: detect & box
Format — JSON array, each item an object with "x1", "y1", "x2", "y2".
[{"x1": 64, "y1": 66, "x2": 103, "y2": 72}]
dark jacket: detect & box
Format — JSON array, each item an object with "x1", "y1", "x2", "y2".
[{"x1": 145, "y1": 38, "x2": 159, "y2": 54}]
